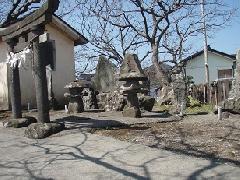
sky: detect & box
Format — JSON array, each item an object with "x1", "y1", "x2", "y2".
[
  {"x1": 73, "y1": 0, "x2": 240, "y2": 72},
  {"x1": 2, "y1": 0, "x2": 239, "y2": 72},
  {"x1": 200, "y1": 0, "x2": 240, "y2": 55}
]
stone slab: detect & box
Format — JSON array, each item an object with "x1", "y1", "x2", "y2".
[{"x1": 2, "y1": 116, "x2": 37, "y2": 128}]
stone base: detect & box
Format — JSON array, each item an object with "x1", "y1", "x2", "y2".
[
  {"x1": 2, "y1": 116, "x2": 37, "y2": 128},
  {"x1": 24, "y1": 123, "x2": 65, "y2": 139},
  {"x1": 222, "y1": 112, "x2": 230, "y2": 119},
  {"x1": 139, "y1": 95, "x2": 155, "y2": 112},
  {"x1": 68, "y1": 102, "x2": 84, "y2": 113},
  {"x1": 122, "y1": 107, "x2": 141, "y2": 118},
  {"x1": 223, "y1": 98, "x2": 240, "y2": 114}
]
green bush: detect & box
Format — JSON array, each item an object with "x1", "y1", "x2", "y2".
[
  {"x1": 187, "y1": 96, "x2": 201, "y2": 107},
  {"x1": 186, "y1": 104, "x2": 214, "y2": 114},
  {"x1": 155, "y1": 103, "x2": 172, "y2": 112}
]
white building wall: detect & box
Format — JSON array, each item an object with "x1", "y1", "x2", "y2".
[
  {"x1": 19, "y1": 55, "x2": 36, "y2": 108},
  {"x1": 46, "y1": 24, "x2": 76, "y2": 105},
  {"x1": 0, "y1": 41, "x2": 9, "y2": 110},
  {"x1": 185, "y1": 52, "x2": 234, "y2": 84}
]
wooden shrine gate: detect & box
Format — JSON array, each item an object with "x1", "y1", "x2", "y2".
[{"x1": 0, "y1": 0, "x2": 59, "y2": 122}]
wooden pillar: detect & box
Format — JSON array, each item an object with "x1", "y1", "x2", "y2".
[
  {"x1": 32, "y1": 25, "x2": 50, "y2": 123},
  {"x1": 215, "y1": 86, "x2": 218, "y2": 107},
  {"x1": 6, "y1": 39, "x2": 22, "y2": 118},
  {"x1": 223, "y1": 81, "x2": 226, "y2": 101},
  {"x1": 218, "y1": 106, "x2": 222, "y2": 120}
]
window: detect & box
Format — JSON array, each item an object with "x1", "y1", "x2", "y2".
[{"x1": 218, "y1": 69, "x2": 233, "y2": 79}]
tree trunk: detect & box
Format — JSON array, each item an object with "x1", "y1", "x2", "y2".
[{"x1": 151, "y1": 44, "x2": 169, "y2": 86}]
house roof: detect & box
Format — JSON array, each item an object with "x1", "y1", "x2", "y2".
[
  {"x1": 0, "y1": 13, "x2": 88, "y2": 46},
  {"x1": 51, "y1": 15, "x2": 88, "y2": 46},
  {"x1": 183, "y1": 46, "x2": 236, "y2": 63}
]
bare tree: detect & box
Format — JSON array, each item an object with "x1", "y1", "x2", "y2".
[
  {"x1": 1, "y1": 0, "x2": 51, "y2": 27},
  {"x1": 80, "y1": 0, "x2": 197, "y2": 85},
  {"x1": 0, "y1": 0, "x2": 11, "y2": 24},
  {"x1": 66, "y1": 0, "x2": 234, "y2": 85},
  {"x1": 57, "y1": 0, "x2": 150, "y2": 74}
]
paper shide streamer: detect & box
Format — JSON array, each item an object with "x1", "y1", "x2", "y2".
[{"x1": 6, "y1": 46, "x2": 32, "y2": 68}]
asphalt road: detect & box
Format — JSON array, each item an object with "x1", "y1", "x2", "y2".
[{"x1": 0, "y1": 127, "x2": 239, "y2": 180}]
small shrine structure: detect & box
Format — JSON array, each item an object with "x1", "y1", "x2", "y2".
[
  {"x1": 0, "y1": 0, "x2": 88, "y2": 111},
  {"x1": 0, "y1": 0, "x2": 88, "y2": 123}
]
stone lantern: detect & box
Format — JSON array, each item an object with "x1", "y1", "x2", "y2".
[
  {"x1": 64, "y1": 80, "x2": 90, "y2": 113},
  {"x1": 119, "y1": 54, "x2": 148, "y2": 118}
]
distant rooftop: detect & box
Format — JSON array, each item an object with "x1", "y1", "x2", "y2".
[{"x1": 183, "y1": 46, "x2": 236, "y2": 62}]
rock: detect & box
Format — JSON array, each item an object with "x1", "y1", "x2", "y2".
[
  {"x1": 64, "y1": 80, "x2": 91, "y2": 89},
  {"x1": 223, "y1": 98, "x2": 240, "y2": 114},
  {"x1": 119, "y1": 54, "x2": 147, "y2": 81},
  {"x1": 171, "y1": 72, "x2": 187, "y2": 114},
  {"x1": 24, "y1": 123, "x2": 65, "y2": 139},
  {"x1": 67, "y1": 100, "x2": 84, "y2": 113},
  {"x1": 97, "y1": 93, "x2": 108, "y2": 110},
  {"x1": 157, "y1": 86, "x2": 174, "y2": 105},
  {"x1": 139, "y1": 95, "x2": 155, "y2": 112},
  {"x1": 222, "y1": 112, "x2": 230, "y2": 119},
  {"x1": 97, "y1": 91, "x2": 126, "y2": 111},
  {"x1": 223, "y1": 98, "x2": 235, "y2": 110},
  {"x1": 229, "y1": 50, "x2": 240, "y2": 98},
  {"x1": 172, "y1": 115, "x2": 183, "y2": 121},
  {"x1": 93, "y1": 56, "x2": 117, "y2": 92},
  {"x1": 122, "y1": 107, "x2": 141, "y2": 118},
  {"x1": 2, "y1": 116, "x2": 37, "y2": 128},
  {"x1": 234, "y1": 98, "x2": 240, "y2": 113},
  {"x1": 223, "y1": 50, "x2": 240, "y2": 114},
  {"x1": 82, "y1": 88, "x2": 99, "y2": 110}
]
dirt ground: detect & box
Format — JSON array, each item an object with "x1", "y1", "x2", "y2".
[
  {"x1": 92, "y1": 113, "x2": 240, "y2": 164},
  {"x1": 0, "y1": 111, "x2": 11, "y2": 120}
]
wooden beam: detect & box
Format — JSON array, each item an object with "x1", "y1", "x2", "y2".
[{"x1": 0, "y1": 0, "x2": 59, "y2": 41}]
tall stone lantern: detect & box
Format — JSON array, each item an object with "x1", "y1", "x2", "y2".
[{"x1": 119, "y1": 54, "x2": 148, "y2": 118}]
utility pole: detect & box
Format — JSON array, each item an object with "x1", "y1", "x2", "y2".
[{"x1": 201, "y1": 0, "x2": 210, "y2": 103}]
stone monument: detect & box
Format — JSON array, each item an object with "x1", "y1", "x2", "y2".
[
  {"x1": 171, "y1": 71, "x2": 187, "y2": 114},
  {"x1": 93, "y1": 56, "x2": 116, "y2": 92},
  {"x1": 223, "y1": 50, "x2": 240, "y2": 113},
  {"x1": 93, "y1": 56, "x2": 126, "y2": 111},
  {"x1": 119, "y1": 54, "x2": 148, "y2": 118}
]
